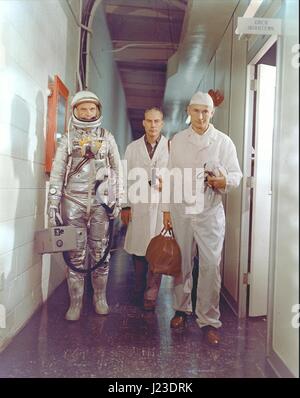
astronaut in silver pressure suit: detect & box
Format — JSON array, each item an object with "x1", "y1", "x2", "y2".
[{"x1": 47, "y1": 90, "x2": 122, "y2": 321}]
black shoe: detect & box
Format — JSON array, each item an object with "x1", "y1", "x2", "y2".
[
  {"x1": 143, "y1": 299, "x2": 156, "y2": 311},
  {"x1": 170, "y1": 311, "x2": 187, "y2": 329}
]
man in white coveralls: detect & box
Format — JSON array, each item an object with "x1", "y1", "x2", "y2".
[{"x1": 162, "y1": 92, "x2": 242, "y2": 345}]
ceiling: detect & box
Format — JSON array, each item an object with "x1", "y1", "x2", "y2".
[
  {"x1": 99, "y1": 0, "x2": 240, "y2": 139},
  {"x1": 103, "y1": 0, "x2": 187, "y2": 139},
  {"x1": 162, "y1": 0, "x2": 240, "y2": 136}
]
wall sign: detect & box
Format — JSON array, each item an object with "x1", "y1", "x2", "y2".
[{"x1": 235, "y1": 17, "x2": 282, "y2": 36}]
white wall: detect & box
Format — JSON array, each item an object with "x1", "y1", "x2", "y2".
[
  {"x1": 87, "y1": 1, "x2": 132, "y2": 156},
  {"x1": 267, "y1": 0, "x2": 299, "y2": 378},
  {"x1": 0, "y1": 0, "x2": 80, "y2": 350},
  {"x1": 199, "y1": 56, "x2": 215, "y2": 93},
  {"x1": 223, "y1": 3, "x2": 248, "y2": 307},
  {"x1": 198, "y1": 0, "x2": 299, "y2": 378},
  {"x1": 213, "y1": 21, "x2": 233, "y2": 134}
]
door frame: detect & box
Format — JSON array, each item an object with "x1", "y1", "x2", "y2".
[{"x1": 238, "y1": 35, "x2": 278, "y2": 318}]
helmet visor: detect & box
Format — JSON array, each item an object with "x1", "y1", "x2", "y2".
[{"x1": 73, "y1": 101, "x2": 101, "y2": 122}]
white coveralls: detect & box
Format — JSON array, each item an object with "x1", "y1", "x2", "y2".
[
  {"x1": 162, "y1": 124, "x2": 242, "y2": 328},
  {"x1": 123, "y1": 135, "x2": 169, "y2": 301}
]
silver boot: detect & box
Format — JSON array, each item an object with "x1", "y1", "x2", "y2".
[
  {"x1": 91, "y1": 267, "x2": 109, "y2": 315},
  {"x1": 65, "y1": 276, "x2": 84, "y2": 321}
]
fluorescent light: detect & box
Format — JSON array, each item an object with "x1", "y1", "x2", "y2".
[
  {"x1": 235, "y1": 0, "x2": 264, "y2": 36},
  {"x1": 243, "y1": 0, "x2": 263, "y2": 18}
]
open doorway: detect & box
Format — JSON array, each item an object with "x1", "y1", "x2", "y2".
[{"x1": 245, "y1": 41, "x2": 277, "y2": 317}]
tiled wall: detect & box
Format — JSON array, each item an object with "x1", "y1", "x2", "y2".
[{"x1": 0, "y1": 0, "x2": 81, "y2": 350}]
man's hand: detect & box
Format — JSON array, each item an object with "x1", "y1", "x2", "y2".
[
  {"x1": 163, "y1": 211, "x2": 172, "y2": 230},
  {"x1": 157, "y1": 176, "x2": 163, "y2": 192},
  {"x1": 207, "y1": 174, "x2": 226, "y2": 190},
  {"x1": 121, "y1": 208, "x2": 132, "y2": 225},
  {"x1": 151, "y1": 176, "x2": 163, "y2": 192}
]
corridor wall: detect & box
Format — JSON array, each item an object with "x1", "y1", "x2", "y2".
[
  {"x1": 267, "y1": 0, "x2": 299, "y2": 378},
  {"x1": 198, "y1": 0, "x2": 299, "y2": 377},
  {"x1": 0, "y1": 0, "x2": 81, "y2": 351},
  {"x1": 87, "y1": 1, "x2": 132, "y2": 156}
]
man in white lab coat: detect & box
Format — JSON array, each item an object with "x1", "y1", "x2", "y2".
[
  {"x1": 162, "y1": 92, "x2": 242, "y2": 345},
  {"x1": 121, "y1": 108, "x2": 169, "y2": 310}
]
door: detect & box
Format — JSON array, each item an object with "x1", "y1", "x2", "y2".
[{"x1": 248, "y1": 64, "x2": 276, "y2": 316}]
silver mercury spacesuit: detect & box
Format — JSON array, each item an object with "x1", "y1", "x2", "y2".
[{"x1": 47, "y1": 90, "x2": 122, "y2": 321}]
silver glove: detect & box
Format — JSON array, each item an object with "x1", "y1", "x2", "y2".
[
  {"x1": 111, "y1": 203, "x2": 121, "y2": 219},
  {"x1": 48, "y1": 206, "x2": 63, "y2": 227}
]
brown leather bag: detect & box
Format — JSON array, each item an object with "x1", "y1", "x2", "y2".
[{"x1": 146, "y1": 228, "x2": 181, "y2": 277}]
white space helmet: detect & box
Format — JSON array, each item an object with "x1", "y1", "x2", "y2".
[{"x1": 71, "y1": 90, "x2": 103, "y2": 129}]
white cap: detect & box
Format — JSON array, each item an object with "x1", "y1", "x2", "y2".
[{"x1": 189, "y1": 91, "x2": 214, "y2": 108}]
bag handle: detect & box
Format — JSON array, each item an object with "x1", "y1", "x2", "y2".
[{"x1": 160, "y1": 227, "x2": 174, "y2": 238}]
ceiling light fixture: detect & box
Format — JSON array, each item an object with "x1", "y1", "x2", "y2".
[
  {"x1": 103, "y1": 43, "x2": 178, "y2": 53},
  {"x1": 242, "y1": 0, "x2": 264, "y2": 18}
]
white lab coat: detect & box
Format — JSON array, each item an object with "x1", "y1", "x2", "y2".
[
  {"x1": 162, "y1": 124, "x2": 242, "y2": 328},
  {"x1": 123, "y1": 135, "x2": 169, "y2": 256}
]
